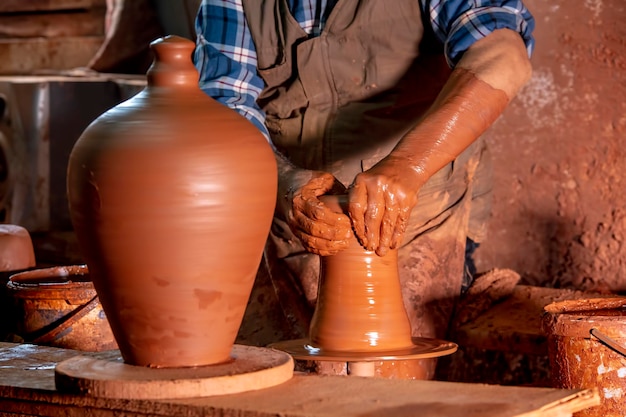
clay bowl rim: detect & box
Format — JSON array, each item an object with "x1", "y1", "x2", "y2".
[
  {"x1": 543, "y1": 297, "x2": 626, "y2": 339},
  {"x1": 6, "y1": 265, "x2": 94, "y2": 296},
  {"x1": 544, "y1": 297, "x2": 626, "y2": 315}
]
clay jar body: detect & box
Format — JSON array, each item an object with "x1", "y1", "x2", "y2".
[
  {"x1": 309, "y1": 195, "x2": 414, "y2": 352},
  {"x1": 67, "y1": 36, "x2": 277, "y2": 367}
]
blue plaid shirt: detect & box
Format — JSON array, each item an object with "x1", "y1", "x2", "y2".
[{"x1": 194, "y1": 0, "x2": 535, "y2": 138}]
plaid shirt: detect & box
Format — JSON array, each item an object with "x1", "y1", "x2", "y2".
[{"x1": 194, "y1": 0, "x2": 535, "y2": 137}]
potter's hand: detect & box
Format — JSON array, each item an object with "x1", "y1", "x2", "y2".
[
  {"x1": 350, "y1": 29, "x2": 532, "y2": 257},
  {"x1": 348, "y1": 156, "x2": 420, "y2": 257},
  {"x1": 278, "y1": 165, "x2": 352, "y2": 256}
]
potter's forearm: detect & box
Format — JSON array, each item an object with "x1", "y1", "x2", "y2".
[{"x1": 390, "y1": 29, "x2": 532, "y2": 186}]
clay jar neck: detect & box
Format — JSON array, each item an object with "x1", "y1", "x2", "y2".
[
  {"x1": 309, "y1": 195, "x2": 414, "y2": 352},
  {"x1": 146, "y1": 35, "x2": 199, "y2": 89}
]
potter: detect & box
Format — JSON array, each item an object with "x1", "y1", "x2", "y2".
[{"x1": 194, "y1": 0, "x2": 534, "y2": 378}]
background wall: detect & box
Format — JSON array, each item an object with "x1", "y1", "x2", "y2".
[{"x1": 475, "y1": 0, "x2": 626, "y2": 293}]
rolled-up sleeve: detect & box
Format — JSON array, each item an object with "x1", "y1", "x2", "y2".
[
  {"x1": 193, "y1": 0, "x2": 270, "y2": 138},
  {"x1": 425, "y1": 0, "x2": 535, "y2": 67}
]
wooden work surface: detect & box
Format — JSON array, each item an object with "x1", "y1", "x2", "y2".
[{"x1": 0, "y1": 342, "x2": 599, "y2": 417}]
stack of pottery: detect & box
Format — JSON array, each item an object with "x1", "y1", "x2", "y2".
[{"x1": 66, "y1": 36, "x2": 277, "y2": 367}]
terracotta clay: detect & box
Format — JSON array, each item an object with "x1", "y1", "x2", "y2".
[
  {"x1": 543, "y1": 298, "x2": 626, "y2": 417},
  {"x1": 66, "y1": 36, "x2": 277, "y2": 367},
  {"x1": 309, "y1": 195, "x2": 414, "y2": 352},
  {"x1": 0, "y1": 225, "x2": 35, "y2": 272}
]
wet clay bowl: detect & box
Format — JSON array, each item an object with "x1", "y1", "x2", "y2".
[{"x1": 6, "y1": 265, "x2": 117, "y2": 352}]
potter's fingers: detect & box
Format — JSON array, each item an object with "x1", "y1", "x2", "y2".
[
  {"x1": 292, "y1": 209, "x2": 351, "y2": 241},
  {"x1": 296, "y1": 196, "x2": 352, "y2": 230},
  {"x1": 295, "y1": 230, "x2": 350, "y2": 256},
  {"x1": 376, "y1": 194, "x2": 398, "y2": 257},
  {"x1": 300, "y1": 172, "x2": 335, "y2": 199},
  {"x1": 309, "y1": 218, "x2": 353, "y2": 241},
  {"x1": 294, "y1": 181, "x2": 352, "y2": 227},
  {"x1": 363, "y1": 189, "x2": 384, "y2": 253},
  {"x1": 348, "y1": 181, "x2": 368, "y2": 248},
  {"x1": 291, "y1": 172, "x2": 337, "y2": 223},
  {"x1": 390, "y1": 206, "x2": 411, "y2": 250}
]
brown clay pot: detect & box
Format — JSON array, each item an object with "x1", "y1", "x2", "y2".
[
  {"x1": 543, "y1": 298, "x2": 626, "y2": 417},
  {"x1": 6, "y1": 265, "x2": 117, "y2": 352},
  {"x1": 309, "y1": 195, "x2": 414, "y2": 352},
  {"x1": 66, "y1": 36, "x2": 277, "y2": 367}
]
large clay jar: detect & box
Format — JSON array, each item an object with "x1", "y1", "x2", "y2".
[
  {"x1": 309, "y1": 195, "x2": 414, "y2": 352},
  {"x1": 66, "y1": 36, "x2": 277, "y2": 367}
]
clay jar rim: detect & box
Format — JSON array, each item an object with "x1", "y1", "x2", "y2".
[
  {"x1": 6, "y1": 265, "x2": 95, "y2": 301},
  {"x1": 542, "y1": 297, "x2": 626, "y2": 339}
]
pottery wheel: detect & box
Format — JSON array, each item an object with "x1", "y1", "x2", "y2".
[
  {"x1": 270, "y1": 337, "x2": 457, "y2": 362},
  {"x1": 54, "y1": 344, "x2": 294, "y2": 399}
]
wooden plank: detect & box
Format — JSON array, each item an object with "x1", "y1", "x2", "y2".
[
  {"x1": 0, "y1": 343, "x2": 601, "y2": 417},
  {"x1": 0, "y1": 8, "x2": 105, "y2": 38},
  {"x1": 54, "y1": 346, "x2": 294, "y2": 399},
  {"x1": 0, "y1": 37, "x2": 103, "y2": 74},
  {"x1": 0, "y1": 0, "x2": 105, "y2": 13}
]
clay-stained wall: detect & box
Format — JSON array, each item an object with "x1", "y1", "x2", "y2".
[{"x1": 475, "y1": 0, "x2": 626, "y2": 292}]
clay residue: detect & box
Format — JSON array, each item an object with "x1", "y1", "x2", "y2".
[
  {"x1": 194, "y1": 289, "x2": 222, "y2": 309},
  {"x1": 152, "y1": 276, "x2": 171, "y2": 287}
]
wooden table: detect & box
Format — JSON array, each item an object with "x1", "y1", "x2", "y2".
[{"x1": 0, "y1": 342, "x2": 600, "y2": 417}]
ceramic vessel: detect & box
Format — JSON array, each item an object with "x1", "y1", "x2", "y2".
[
  {"x1": 309, "y1": 195, "x2": 414, "y2": 352},
  {"x1": 67, "y1": 36, "x2": 277, "y2": 367},
  {"x1": 543, "y1": 298, "x2": 626, "y2": 417},
  {"x1": 7, "y1": 265, "x2": 117, "y2": 352}
]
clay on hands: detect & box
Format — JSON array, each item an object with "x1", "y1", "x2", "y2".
[
  {"x1": 277, "y1": 164, "x2": 352, "y2": 256},
  {"x1": 348, "y1": 69, "x2": 509, "y2": 256},
  {"x1": 348, "y1": 155, "x2": 420, "y2": 257},
  {"x1": 348, "y1": 29, "x2": 531, "y2": 257}
]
